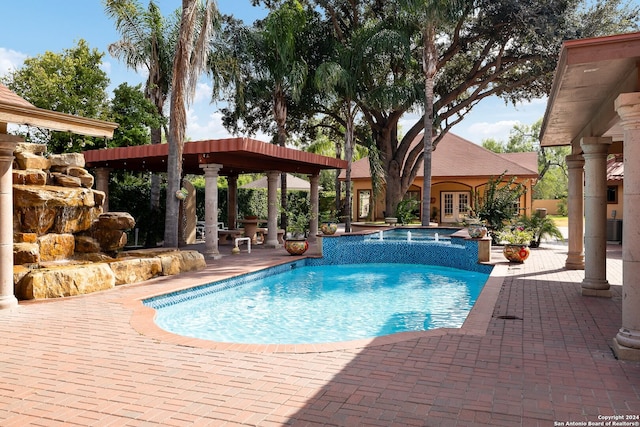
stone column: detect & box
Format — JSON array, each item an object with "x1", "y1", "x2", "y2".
[
  {"x1": 308, "y1": 174, "x2": 320, "y2": 243},
  {"x1": 565, "y1": 154, "x2": 585, "y2": 270},
  {"x1": 200, "y1": 164, "x2": 223, "y2": 259},
  {"x1": 265, "y1": 171, "x2": 280, "y2": 248},
  {"x1": 613, "y1": 92, "x2": 640, "y2": 360},
  {"x1": 94, "y1": 167, "x2": 112, "y2": 212},
  {"x1": 227, "y1": 174, "x2": 238, "y2": 230},
  {"x1": 0, "y1": 136, "x2": 22, "y2": 310},
  {"x1": 580, "y1": 137, "x2": 611, "y2": 297}
]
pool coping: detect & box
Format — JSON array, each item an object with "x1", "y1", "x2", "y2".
[{"x1": 124, "y1": 261, "x2": 508, "y2": 354}]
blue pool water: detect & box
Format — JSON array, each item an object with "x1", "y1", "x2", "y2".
[{"x1": 149, "y1": 263, "x2": 489, "y2": 345}]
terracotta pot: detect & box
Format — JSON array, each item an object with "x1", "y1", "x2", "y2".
[
  {"x1": 503, "y1": 244, "x2": 530, "y2": 263},
  {"x1": 321, "y1": 222, "x2": 338, "y2": 235},
  {"x1": 467, "y1": 225, "x2": 487, "y2": 238},
  {"x1": 284, "y1": 239, "x2": 308, "y2": 255}
]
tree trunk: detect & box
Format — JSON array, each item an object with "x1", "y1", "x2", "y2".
[
  {"x1": 274, "y1": 86, "x2": 288, "y2": 231},
  {"x1": 421, "y1": 26, "x2": 437, "y2": 226},
  {"x1": 344, "y1": 104, "x2": 355, "y2": 232},
  {"x1": 334, "y1": 140, "x2": 342, "y2": 220}
]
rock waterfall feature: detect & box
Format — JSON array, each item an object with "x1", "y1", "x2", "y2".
[{"x1": 12, "y1": 143, "x2": 205, "y2": 299}]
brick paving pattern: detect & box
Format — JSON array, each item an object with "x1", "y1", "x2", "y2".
[{"x1": 0, "y1": 241, "x2": 638, "y2": 426}]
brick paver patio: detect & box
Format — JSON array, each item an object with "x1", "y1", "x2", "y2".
[{"x1": 0, "y1": 240, "x2": 638, "y2": 426}]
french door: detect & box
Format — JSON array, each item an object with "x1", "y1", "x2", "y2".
[{"x1": 441, "y1": 192, "x2": 470, "y2": 223}]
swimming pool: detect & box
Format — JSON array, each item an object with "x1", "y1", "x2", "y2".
[
  {"x1": 365, "y1": 227, "x2": 460, "y2": 242},
  {"x1": 146, "y1": 262, "x2": 489, "y2": 345}
]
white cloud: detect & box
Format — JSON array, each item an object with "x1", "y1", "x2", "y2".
[
  {"x1": 186, "y1": 108, "x2": 232, "y2": 140},
  {"x1": 185, "y1": 104, "x2": 271, "y2": 142},
  {"x1": 193, "y1": 82, "x2": 212, "y2": 104},
  {"x1": 467, "y1": 120, "x2": 521, "y2": 142},
  {"x1": 0, "y1": 47, "x2": 27, "y2": 77}
]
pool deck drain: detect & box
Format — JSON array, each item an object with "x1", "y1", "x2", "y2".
[{"x1": 0, "y1": 239, "x2": 638, "y2": 425}]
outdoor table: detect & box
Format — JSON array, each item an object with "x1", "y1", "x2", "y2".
[{"x1": 238, "y1": 219, "x2": 265, "y2": 244}]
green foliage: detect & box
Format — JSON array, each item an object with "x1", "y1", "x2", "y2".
[
  {"x1": 517, "y1": 213, "x2": 564, "y2": 248},
  {"x1": 482, "y1": 118, "x2": 570, "y2": 200},
  {"x1": 497, "y1": 226, "x2": 534, "y2": 245},
  {"x1": 109, "y1": 83, "x2": 165, "y2": 147},
  {"x1": 108, "y1": 172, "x2": 165, "y2": 247},
  {"x1": 396, "y1": 198, "x2": 419, "y2": 225},
  {"x1": 474, "y1": 173, "x2": 527, "y2": 230},
  {"x1": 2, "y1": 39, "x2": 110, "y2": 153}
]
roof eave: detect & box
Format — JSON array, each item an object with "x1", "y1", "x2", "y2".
[{"x1": 0, "y1": 102, "x2": 118, "y2": 138}]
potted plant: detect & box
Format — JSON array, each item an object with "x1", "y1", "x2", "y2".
[
  {"x1": 463, "y1": 209, "x2": 488, "y2": 238},
  {"x1": 320, "y1": 212, "x2": 338, "y2": 235},
  {"x1": 517, "y1": 214, "x2": 564, "y2": 248},
  {"x1": 396, "y1": 198, "x2": 419, "y2": 225},
  {"x1": 497, "y1": 225, "x2": 534, "y2": 263},
  {"x1": 284, "y1": 212, "x2": 310, "y2": 255}
]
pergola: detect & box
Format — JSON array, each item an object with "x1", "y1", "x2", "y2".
[
  {"x1": 0, "y1": 84, "x2": 118, "y2": 310},
  {"x1": 539, "y1": 31, "x2": 640, "y2": 360},
  {"x1": 83, "y1": 138, "x2": 347, "y2": 258}
]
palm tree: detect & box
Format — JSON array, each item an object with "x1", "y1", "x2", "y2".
[
  {"x1": 399, "y1": 0, "x2": 471, "y2": 225},
  {"x1": 164, "y1": 0, "x2": 218, "y2": 247},
  {"x1": 316, "y1": 20, "x2": 409, "y2": 230},
  {"x1": 254, "y1": 0, "x2": 309, "y2": 231},
  {"x1": 104, "y1": 0, "x2": 179, "y2": 244}
]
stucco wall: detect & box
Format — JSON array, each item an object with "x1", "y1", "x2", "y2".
[{"x1": 351, "y1": 176, "x2": 535, "y2": 224}]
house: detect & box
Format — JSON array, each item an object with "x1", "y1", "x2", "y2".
[
  {"x1": 538, "y1": 31, "x2": 640, "y2": 360},
  {"x1": 342, "y1": 132, "x2": 538, "y2": 224}
]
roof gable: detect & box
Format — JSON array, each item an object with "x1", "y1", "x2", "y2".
[{"x1": 347, "y1": 132, "x2": 538, "y2": 179}]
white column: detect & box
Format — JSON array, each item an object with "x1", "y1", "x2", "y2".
[
  {"x1": 0, "y1": 136, "x2": 22, "y2": 310},
  {"x1": 580, "y1": 137, "x2": 611, "y2": 297},
  {"x1": 200, "y1": 163, "x2": 223, "y2": 259},
  {"x1": 613, "y1": 92, "x2": 640, "y2": 360},
  {"x1": 565, "y1": 154, "x2": 585, "y2": 270},
  {"x1": 265, "y1": 171, "x2": 280, "y2": 248},
  {"x1": 308, "y1": 174, "x2": 320, "y2": 243},
  {"x1": 94, "y1": 167, "x2": 112, "y2": 212}
]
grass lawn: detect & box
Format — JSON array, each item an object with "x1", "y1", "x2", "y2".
[{"x1": 549, "y1": 215, "x2": 568, "y2": 227}]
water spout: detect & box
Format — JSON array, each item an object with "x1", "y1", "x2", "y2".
[
  {"x1": 407, "y1": 231, "x2": 412, "y2": 242},
  {"x1": 435, "y1": 233, "x2": 439, "y2": 242},
  {"x1": 378, "y1": 230, "x2": 384, "y2": 240}
]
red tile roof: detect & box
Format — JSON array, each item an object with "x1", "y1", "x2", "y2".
[
  {"x1": 346, "y1": 132, "x2": 538, "y2": 179},
  {"x1": 607, "y1": 154, "x2": 623, "y2": 181},
  {"x1": 0, "y1": 83, "x2": 34, "y2": 108},
  {"x1": 84, "y1": 138, "x2": 347, "y2": 176}
]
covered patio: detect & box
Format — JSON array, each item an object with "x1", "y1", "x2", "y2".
[
  {"x1": 83, "y1": 139, "x2": 346, "y2": 258},
  {"x1": 540, "y1": 31, "x2": 640, "y2": 360}
]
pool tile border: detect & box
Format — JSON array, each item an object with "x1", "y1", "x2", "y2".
[{"x1": 125, "y1": 261, "x2": 507, "y2": 354}]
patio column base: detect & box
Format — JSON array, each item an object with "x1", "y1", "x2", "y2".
[
  {"x1": 581, "y1": 278, "x2": 611, "y2": 298},
  {"x1": 613, "y1": 332, "x2": 640, "y2": 361},
  {"x1": 565, "y1": 254, "x2": 584, "y2": 270}
]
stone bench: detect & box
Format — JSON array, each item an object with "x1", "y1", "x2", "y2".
[
  {"x1": 218, "y1": 229, "x2": 243, "y2": 244},
  {"x1": 258, "y1": 228, "x2": 285, "y2": 244}
]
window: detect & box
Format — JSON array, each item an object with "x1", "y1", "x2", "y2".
[
  {"x1": 358, "y1": 190, "x2": 371, "y2": 219},
  {"x1": 607, "y1": 186, "x2": 618, "y2": 204}
]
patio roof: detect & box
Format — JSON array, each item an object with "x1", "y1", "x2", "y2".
[
  {"x1": 0, "y1": 83, "x2": 117, "y2": 138},
  {"x1": 539, "y1": 31, "x2": 640, "y2": 147},
  {"x1": 83, "y1": 138, "x2": 347, "y2": 176}
]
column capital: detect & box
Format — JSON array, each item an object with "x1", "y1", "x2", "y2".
[
  {"x1": 615, "y1": 92, "x2": 640, "y2": 129},
  {"x1": 200, "y1": 163, "x2": 223, "y2": 176},
  {"x1": 0, "y1": 135, "x2": 22, "y2": 158},
  {"x1": 580, "y1": 137, "x2": 611, "y2": 155},
  {"x1": 565, "y1": 153, "x2": 584, "y2": 169}
]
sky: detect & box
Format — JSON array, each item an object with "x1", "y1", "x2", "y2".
[{"x1": 0, "y1": 0, "x2": 548, "y2": 145}]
